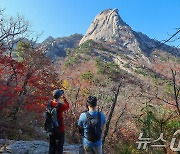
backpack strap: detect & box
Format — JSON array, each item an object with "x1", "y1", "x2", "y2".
[
  {"x1": 85, "y1": 111, "x2": 101, "y2": 121},
  {"x1": 46, "y1": 101, "x2": 62, "y2": 116},
  {"x1": 85, "y1": 111, "x2": 93, "y2": 120},
  {"x1": 98, "y1": 112, "x2": 101, "y2": 128}
]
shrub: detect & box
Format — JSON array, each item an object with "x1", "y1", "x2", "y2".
[{"x1": 80, "y1": 71, "x2": 94, "y2": 82}]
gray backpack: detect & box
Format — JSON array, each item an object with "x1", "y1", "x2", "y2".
[
  {"x1": 85, "y1": 112, "x2": 102, "y2": 142},
  {"x1": 44, "y1": 101, "x2": 61, "y2": 134}
]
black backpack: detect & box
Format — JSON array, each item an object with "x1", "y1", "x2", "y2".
[
  {"x1": 44, "y1": 101, "x2": 61, "y2": 134},
  {"x1": 85, "y1": 111, "x2": 102, "y2": 142}
]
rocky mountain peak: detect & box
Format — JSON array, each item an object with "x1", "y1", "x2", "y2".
[
  {"x1": 79, "y1": 9, "x2": 132, "y2": 45},
  {"x1": 79, "y1": 8, "x2": 147, "y2": 60}
]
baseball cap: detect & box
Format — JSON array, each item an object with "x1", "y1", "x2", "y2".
[{"x1": 53, "y1": 89, "x2": 64, "y2": 99}]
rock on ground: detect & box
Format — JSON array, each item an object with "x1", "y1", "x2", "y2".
[{"x1": 0, "y1": 139, "x2": 80, "y2": 154}]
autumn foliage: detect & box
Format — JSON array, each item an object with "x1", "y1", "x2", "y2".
[{"x1": 0, "y1": 41, "x2": 62, "y2": 139}]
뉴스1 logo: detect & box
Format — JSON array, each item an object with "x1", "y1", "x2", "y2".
[{"x1": 136, "y1": 130, "x2": 180, "y2": 151}]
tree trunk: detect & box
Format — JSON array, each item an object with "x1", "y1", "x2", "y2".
[
  {"x1": 10, "y1": 72, "x2": 31, "y2": 120},
  {"x1": 171, "y1": 69, "x2": 180, "y2": 116},
  {"x1": 102, "y1": 83, "x2": 121, "y2": 144}
]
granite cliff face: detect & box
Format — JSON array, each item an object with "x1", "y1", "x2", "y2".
[
  {"x1": 79, "y1": 9, "x2": 180, "y2": 57},
  {"x1": 79, "y1": 9, "x2": 140, "y2": 53}
]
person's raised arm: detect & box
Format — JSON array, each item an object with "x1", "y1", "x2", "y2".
[{"x1": 61, "y1": 94, "x2": 69, "y2": 111}]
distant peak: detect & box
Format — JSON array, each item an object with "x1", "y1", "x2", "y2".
[
  {"x1": 46, "y1": 36, "x2": 54, "y2": 41},
  {"x1": 42, "y1": 36, "x2": 54, "y2": 44}
]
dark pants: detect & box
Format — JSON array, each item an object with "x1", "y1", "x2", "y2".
[{"x1": 49, "y1": 132, "x2": 65, "y2": 154}]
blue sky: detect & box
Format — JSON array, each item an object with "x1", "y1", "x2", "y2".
[{"x1": 0, "y1": 0, "x2": 180, "y2": 46}]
